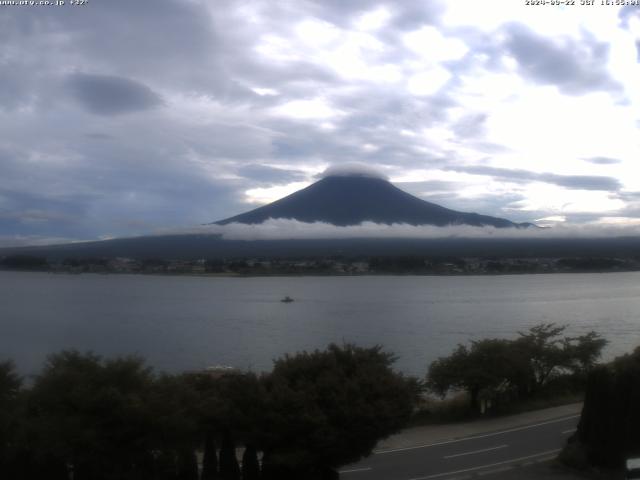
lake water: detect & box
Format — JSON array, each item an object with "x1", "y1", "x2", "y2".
[{"x1": 1, "y1": 271, "x2": 639, "y2": 377}]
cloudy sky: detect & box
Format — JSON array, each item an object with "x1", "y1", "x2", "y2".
[{"x1": 1, "y1": 0, "x2": 640, "y2": 246}]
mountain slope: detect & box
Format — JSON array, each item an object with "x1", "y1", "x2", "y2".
[{"x1": 216, "y1": 175, "x2": 531, "y2": 228}]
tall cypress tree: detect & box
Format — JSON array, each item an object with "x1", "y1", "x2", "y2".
[
  {"x1": 201, "y1": 433, "x2": 218, "y2": 480},
  {"x1": 219, "y1": 430, "x2": 240, "y2": 480},
  {"x1": 154, "y1": 450, "x2": 178, "y2": 480},
  {"x1": 177, "y1": 449, "x2": 199, "y2": 480},
  {"x1": 241, "y1": 445, "x2": 260, "y2": 480}
]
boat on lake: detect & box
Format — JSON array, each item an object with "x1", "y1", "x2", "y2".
[{"x1": 281, "y1": 296, "x2": 294, "y2": 303}]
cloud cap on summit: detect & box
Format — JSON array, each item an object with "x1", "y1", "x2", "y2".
[{"x1": 320, "y1": 163, "x2": 389, "y2": 181}]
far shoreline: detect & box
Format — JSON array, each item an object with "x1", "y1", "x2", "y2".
[{"x1": 2, "y1": 267, "x2": 640, "y2": 278}]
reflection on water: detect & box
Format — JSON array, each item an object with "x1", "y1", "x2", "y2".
[{"x1": 1, "y1": 271, "x2": 639, "y2": 376}]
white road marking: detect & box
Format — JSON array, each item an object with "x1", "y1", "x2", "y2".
[
  {"x1": 478, "y1": 465, "x2": 513, "y2": 476},
  {"x1": 375, "y1": 415, "x2": 579, "y2": 455},
  {"x1": 408, "y1": 448, "x2": 561, "y2": 480},
  {"x1": 339, "y1": 467, "x2": 372, "y2": 474},
  {"x1": 561, "y1": 428, "x2": 577, "y2": 434},
  {"x1": 444, "y1": 444, "x2": 508, "y2": 459}
]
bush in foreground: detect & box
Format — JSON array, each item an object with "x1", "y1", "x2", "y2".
[
  {"x1": 565, "y1": 346, "x2": 640, "y2": 469},
  {"x1": 0, "y1": 344, "x2": 420, "y2": 480},
  {"x1": 260, "y1": 344, "x2": 420, "y2": 479}
]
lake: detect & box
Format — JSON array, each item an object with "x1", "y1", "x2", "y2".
[{"x1": 1, "y1": 271, "x2": 639, "y2": 377}]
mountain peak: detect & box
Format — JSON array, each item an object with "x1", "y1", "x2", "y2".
[{"x1": 216, "y1": 174, "x2": 531, "y2": 228}]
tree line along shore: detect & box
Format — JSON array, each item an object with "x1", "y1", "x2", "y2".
[
  {"x1": 1, "y1": 324, "x2": 638, "y2": 479},
  {"x1": 2, "y1": 253, "x2": 640, "y2": 276}
]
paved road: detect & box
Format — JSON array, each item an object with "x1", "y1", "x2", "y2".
[{"x1": 340, "y1": 414, "x2": 579, "y2": 480}]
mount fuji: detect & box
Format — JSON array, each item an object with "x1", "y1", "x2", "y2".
[{"x1": 216, "y1": 173, "x2": 532, "y2": 229}]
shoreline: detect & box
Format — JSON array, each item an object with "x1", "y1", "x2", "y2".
[{"x1": 2, "y1": 268, "x2": 640, "y2": 278}]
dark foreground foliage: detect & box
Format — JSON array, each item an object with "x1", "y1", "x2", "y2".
[
  {"x1": 0, "y1": 344, "x2": 419, "y2": 480},
  {"x1": 260, "y1": 344, "x2": 420, "y2": 477},
  {"x1": 562, "y1": 346, "x2": 640, "y2": 469}
]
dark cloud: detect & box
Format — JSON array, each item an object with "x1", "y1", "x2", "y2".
[
  {"x1": 503, "y1": 23, "x2": 621, "y2": 94},
  {"x1": 584, "y1": 156, "x2": 621, "y2": 165},
  {"x1": 0, "y1": 187, "x2": 90, "y2": 240},
  {"x1": 236, "y1": 164, "x2": 307, "y2": 184},
  {"x1": 617, "y1": 191, "x2": 640, "y2": 200},
  {"x1": 302, "y1": 0, "x2": 444, "y2": 30},
  {"x1": 451, "y1": 113, "x2": 488, "y2": 138},
  {"x1": 449, "y1": 165, "x2": 622, "y2": 191},
  {"x1": 303, "y1": 0, "x2": 381, "y2": 26},
  {"x1": 619, "y1": 5, "x2": 640, "y2": 28},
  {"x1": 84, "y1": 133, "x2": 116, "y2": 140},
  {"x1": 0, "y1": 63, "x2": 34, "y2": 111},
  {"x1": 321, "y1": 163, "x2": 388, "y2": 180},
  {"x1": 390, "y1": 1, "x2": 446, "y2": 30},
  {"x1": 66, "y1": 74, "x2": 163, "y2": 116},
  {"x1": 0, "y1": 138, "x2": 245, "y2": 242}
]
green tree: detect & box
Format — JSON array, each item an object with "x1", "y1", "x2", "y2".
[
  {"x1": 27, "y1": 351, "x2": 157, "y2": 480},
  {"x1": 515, "y1": 323, "x2": 570, "y2": 393},
  {"x1": 147, "y1": 373, "x2": 202, "y2": 479},
  {"x1": 184, "y1": 369, "x2": 266, "y2": 479},
  {"x1": 427, "y1": 324, "x2": 607, "y2": 409},
  {"x1": 427, "y1": 339, "x2": 523, "y2": 410},
  {"x1": 563, "y1": 331, "x2": 608, "y2": 377},
  {"x1": 193, "y1": 371, "x2": 266, "y2": 447},
  {"x1": 260, "y1": 344, "x2": 420, "y2": 479},
  {"x1": 516, "y1": 324, "x2": 606, "y2": 394}
]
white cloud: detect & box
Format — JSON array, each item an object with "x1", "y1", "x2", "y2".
[
  {"x1": 353, "y1": 6, "x2": 392, "y2": 31},
  {"x1": 407, "y1": 67, "x2": 452, "y2": 96},
  {"x1": 443, "y1": 0, "x2": 620, "y2": 38},
  {"x1": 244, "y1": 182, "x2": 311, "y2": 204},
  {"x1": 296, "y1": 19, "x2": 342, "y2": 48},
  {"x1": 508, "y1": 186, "x2": 625, "y2": 214},
  {"x1": 251, "y1": 87, "x2": 279, "y2": 96},
  {"x1": 595, "y1": 216, "x2": 640, "y2": 225},
  {"x1": 255, "y1": 34, "x2": 303, "y2": 62},
  {"x1": 478, "y1": 88, "x2": 640, "y2": 184},
  {"x1": 175, "y1": 218, "x2": 640, "y2": 241},
  {"x1": 0, "y1": 235, "x2": 82, "y2": 248},
  {"x1": 536, "y1": 215, "x2": 566, "y2": 223},
  {"x1": 271, "y1": 98, "x2": 344, "y2": 120},
  {"x1": 259, "y1": 17, "x2": 402, "y2": 84},
  {"x1": 403, "y1": 26, "x2": 469, "y2": 62}
]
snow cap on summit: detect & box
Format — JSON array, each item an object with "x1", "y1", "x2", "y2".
[{"x1": 320, "y1": 162, "x2": 388, "y2": 180}]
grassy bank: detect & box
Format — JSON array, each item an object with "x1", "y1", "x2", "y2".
[{"x1": 409, "y1": 391, "x2": 584, "y2": 427}]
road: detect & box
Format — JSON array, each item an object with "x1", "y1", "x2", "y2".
[{"x1": 340, "y1": 414, "x2": 579, "y2": 480}]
